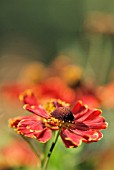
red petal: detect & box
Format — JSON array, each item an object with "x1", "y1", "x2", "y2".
[
  {"x1": 9, "y1": 117, "x2": 23, "y2": 128},
  {"x1": 14, "y1": 115, "x2": 52, "y2": 143},
  {"x1": 74, "y1": 112, "x2": 108, "y2": 130},
  {"x1": 85, "y1": 116, "x2": 108, "y2": 129},
  {"x1": 17, "y1": 115, "x2": 44, "y2": 130},
  {"x1": 85, "y1": 131, "x2": 103, "y2": 143},
  {"x1": 61, "y1": 137, "x2": 77, "y2": 148},
  {"x1": 20, "y1": 90, "x2": 39, "y2": 106},
  {"x1": 9, "y1": 115, "x2": 39, "y2": 128},
  {"x1": 72, "y1": 122, "x2": 89, "y2": 131},
  {"x1": 84, "y1": 121, "x2": 108, "y2": 130},
  {"x1": 72, "y1": 102, "x2": 89, "y2": 120},
  {"x1": 72, "y1": 101, "x2": 83, "y2": 114},
  {"x1": 24, "y1": 104, "x2": 49, "y2": 119},
  {"x1": 72, "y1": 102, "x2": 106, "y2": 128},
  {"x1": 60, "y1": 128, "x2": 83, "y2": 148},
  {"x1": 86, "y1": 116, "x2": 105, "y2": 123},
  {"x1": 76, "y1": 109, "x2": 101, "y2": 122},
  {"x1": 70, "y1": 128, "x2": 103, "y2": 142},
  {"x1": 86, "y1": 109, "x2": 102, "y2": 120},
  {"x1": 35, "y1": 128, "x2": 52, "y2": 143}
]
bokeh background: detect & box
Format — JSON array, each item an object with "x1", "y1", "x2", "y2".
[{"x1": 0, "y1": 1, "x2": 114, "y2": 170}]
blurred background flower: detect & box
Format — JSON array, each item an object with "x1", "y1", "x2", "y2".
[{"x1": 0, "y1": 138, "x2": 38, "y2": 169}]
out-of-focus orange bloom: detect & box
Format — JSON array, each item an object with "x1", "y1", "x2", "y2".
[
  {"x1": 48, "y1": 55, "x2": 83, "y2": 88},
  {"x1": 1, "y1": 77, "x2": 76, "y2": 105},
  {"x1": 18, "y1": 61, "x2": 48, "y2": 85},
  {"x1": 76, "y1": 94, "x2": 100, "y2": 109},
  {"x1": 36, "y1": 77, "x2": 76, "y2": 104},
  {"x1": 1, "y1": 61, "x2": 47, "y2": 103},
  {"x1": 60, "y1": 65, "x2": 83, "y2": 88},
  {"x1": 48, "y1": 55, "x2": 72, "y2": 77},
  {"x1": 84, "y1": 11, "x2": 114, "y2": 35},
  {"x1": 75, "y1": 82, "x2": 101, "y2": 109},
  {"x1": 0, "y1": 139, "x2": 38, "y2": 168},
  {"x1": 2, "y1": 84, "x2": 30, "y2": 99},
  {"x1": 1, "y1": 78, "x2": 101, "y2": 109},
  {"x1": 94, "y1": 147, "x2": 114, "y2": 170},
  {"x1": 97, "y1": 81, "x2": 114, "y2": 109}
]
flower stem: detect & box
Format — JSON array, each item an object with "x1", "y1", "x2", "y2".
[{"x1": 42, "y1": 130, "x2": 60, "y2": 170}]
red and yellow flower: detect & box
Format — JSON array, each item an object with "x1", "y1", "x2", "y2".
[{"x1": 9, "y1": 90, "x2": 108, "y2": 148}]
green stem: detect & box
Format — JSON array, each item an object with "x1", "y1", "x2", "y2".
[{"x1": 42, "y1": 130, "x2": 60, "y2": 170}]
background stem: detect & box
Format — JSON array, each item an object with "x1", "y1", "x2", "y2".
[{"x1": 21, "y1": 135, "x2": 41, "y2": 158}]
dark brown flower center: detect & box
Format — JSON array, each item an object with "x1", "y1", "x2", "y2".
[{"x1": 51, "y1": 107, "x2": 74, "y2": 122}]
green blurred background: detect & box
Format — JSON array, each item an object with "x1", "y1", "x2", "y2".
[{"x1": 0, "y1": 0, "x2": 114, "y2": 62}]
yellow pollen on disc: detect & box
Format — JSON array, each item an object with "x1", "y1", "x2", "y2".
[
  {"x1": 44, "y1": 115, "x2": 72, "y2": 129},
  {"x1": 43, "y1": 100, "x2": 56, "y2": 113},
  {"x1": 43, "y1": 99, "x2": 70, "y2": 114},
  {"x1": 56, "y1": 99, "x2": 70, "y2": 107},
  {"x1": 42, "y1": 99, "x2": 72, "y2": 128}
]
